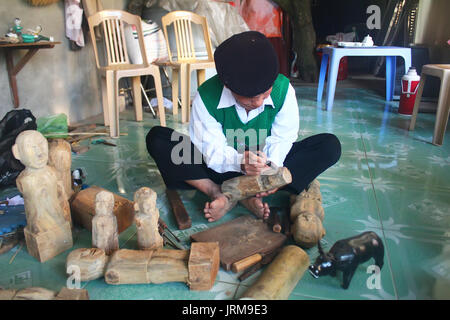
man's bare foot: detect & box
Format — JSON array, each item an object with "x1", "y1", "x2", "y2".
[
  {"x1": 240, "y1": 197, "x2": 270, "y2": 219},
  {"x1": 204, "y1": 194, "x2": 236, "y2": 222}
]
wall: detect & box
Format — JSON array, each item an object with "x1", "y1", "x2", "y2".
[
  {"x1": 0, "y1": 0, "x2": 126, "y2": 124},
  {"x1": 415, "y1": 0, "x2": 450, "y2": 47}
]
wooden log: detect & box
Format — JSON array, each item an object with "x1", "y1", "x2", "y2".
[
  {"x1": 241, "y1": 245, "x2": 310, "y2": 300},
  {"x1": 69, "y1": 244, "x2": 218, "y2": 290},
  {"x1": 92, "y1": 191, "x2": 119, "y2": 255},
  {"x1": 221, "y1": 167, "x2": 292, "y2": 202},
  {"x1": 48, "y1": 139, "x2": 74, "y2": 200},
  {"x1": 66, "y1": 248, "x2": 108, "y2": 281},
  {"x1": 12, "y1": 130, "x2": 73, "y2": 262},
  {"x1": 238, "y1": 249, "x2": 281, "y2": 281},
  {"x1": 231, "y1": 253, "x2": 262, "y2": 273},
  {"x1": 105, "y1": 249, "x2": 154, "y2": 285},
  {"x1": 147, "y1": 248, "x2": 190, "y2": 284},
  {"x1": 291, "y1": 212, "x2": 325, "y2": 249},
  {"x1": 166, "y1": 189, "x2": 191, "y2": 230},
  {"x1": 13, "y1": 287, "x2": 56, "y2": 300},
  {"x1": 0, "y1": 289, "x2": 17, "y2": 300},
  {"x1": 134, "y1": 187, "x2": 164, "y2": 250},
  {"x1": 105, "y1": 248, "x2": 191, "y2": 285},
  {"x1": 70, "y1": 186, "x2": 134, "y2": 234},
  {"x1": 55, "y1": 287, "x2": 90, "y2": 300},
  {"x1": 188, "y1": 242, "x2": 220, "y2": 291}
]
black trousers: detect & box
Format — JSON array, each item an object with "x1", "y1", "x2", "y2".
[{"x1": 146, "y1": 126, "x2": 341, "y2": 194}]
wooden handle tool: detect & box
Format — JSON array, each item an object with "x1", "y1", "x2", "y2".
[
  {"x1": 231, "y1": 253, "x2": 262, "y2": 273},
  {"x1": 166, "y1": 189, "x2": 191, "y2": 230},
  {"x1": 267, "y1": 207, "x2": 282, "y2": 233}
]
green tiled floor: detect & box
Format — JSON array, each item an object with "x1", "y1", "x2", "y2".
[{"x1": 1, "y1": 85, "x2": 449, "y2": 300}]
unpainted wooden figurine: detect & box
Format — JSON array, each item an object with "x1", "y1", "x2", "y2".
[
  {"x1": 92, "y1": 190, "x2": 119, "y2": 255},
  {"x1": 290, "y1": 179, "x2": 326, "y2": 249},
  {"x1": 66, "y1": 242, "x2": 220, "y2": 291},
  {"x1": 48, "y1": 139, "x2": 74, "y2": 200},
  {"x1": 241, "y1": 245, "x2": 310, "y2": 300},
  {"x1": 12, "y1": 130, "x2": 73, "y2": 262},
  {"x1": 134, "y1": 187, "x2": 163, "y2": 250}
]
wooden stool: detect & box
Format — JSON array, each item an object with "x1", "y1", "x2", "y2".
[{"x1": 409, "y1": 64, "x2": 450, "y2": 146}]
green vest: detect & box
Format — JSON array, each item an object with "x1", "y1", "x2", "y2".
[{"x1": 198, "y1": 74, "x2": 289, "y2": 152}]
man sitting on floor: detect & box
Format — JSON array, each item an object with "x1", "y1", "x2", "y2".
[{"x1": 146, "y1": 31, "x2": 341, "y2": 222}]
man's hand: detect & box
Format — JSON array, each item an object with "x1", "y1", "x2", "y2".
[
  {"x1": 240, "y1": 151, "x2": 268, "y2": 176},
  {"x1": 240, "y1": 151, "x2": 280, "y2": 197}
]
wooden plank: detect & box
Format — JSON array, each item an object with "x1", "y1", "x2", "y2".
[
  {"x1": 191, "y1": 215, "x2": 286, "y2": 271},
  {"x1": 0, "y1": 41, "x2": 60, "y2": 49},
  {"x1": 166, "y1": 189, "x2": 191, "y2": 230}
]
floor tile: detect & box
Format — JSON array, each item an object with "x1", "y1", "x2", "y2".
[
  {"x1": 318, "y1": 180, "x2": 381, "y2": 228},
  {"x1": 383, "y1": 229, "x2": 450, "y2": 299},
  {"x1": 84, "y1": 277, "x2": 238, "y2": 300},
  {"x1": 374, "y1": 184, "x2": 450, "y2": 236}
]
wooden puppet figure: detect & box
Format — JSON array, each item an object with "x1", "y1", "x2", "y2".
[
  {"x1": 48, "y1": 139, "x2": 74, "y2": 200},
  {"x1": 12, "y1": 130, "x2": 73, "y2": 262},
  {"x1": 134, "y1": 187, "x2": 163, "y2": 250},
  {"x1": 92, "y1": 190, "x2": 119, "y2": 255}
]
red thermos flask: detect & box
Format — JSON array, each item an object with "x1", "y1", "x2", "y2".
[{"x1": 399, "y1": 67, "x2": 421, "y2": 115}]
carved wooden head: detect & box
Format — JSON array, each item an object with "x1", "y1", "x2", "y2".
[
  {"x1": 133, "y1": 187, "x2": 157, "y2": 215},
  {"x1": 94, "y1": 191, "x2": 115, "y2": 216},
  {"x1": 12, "y1": 130, "x2": 48, "y2": 169}
]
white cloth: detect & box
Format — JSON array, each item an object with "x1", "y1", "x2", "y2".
[
  {"x1": 65, "y1": 0, "x2": 85, "y2": 47},
  {"x1": 189, "y1": 83, "x2": 299, "y2": 173}
]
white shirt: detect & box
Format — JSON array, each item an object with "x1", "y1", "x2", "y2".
[{"x1": 189, "y1": 83, "x2": 299, "y2": 173}]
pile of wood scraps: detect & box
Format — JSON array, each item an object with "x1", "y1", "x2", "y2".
[{"x1": 46, "y1": 123, "x2": 126, "y2": 155}]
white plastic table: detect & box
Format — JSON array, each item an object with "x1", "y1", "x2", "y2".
[{"x1": 317, "y1": 46, "x2": 412, "y2": 110}]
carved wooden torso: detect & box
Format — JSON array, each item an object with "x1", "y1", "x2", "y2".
[{"x1": 16, "y1": 166, "x2": 67, "y2": 234}]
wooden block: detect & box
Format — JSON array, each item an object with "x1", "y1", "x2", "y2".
[
  {"x1": 24, "y1": 221, "x2": 73, "y2": 263},
  {"x1": 146, "y1": 248, "x2": 190, "y2": 284},
  {"x1": 66, "y1": 248, "x2": 108, "y2": 281},
  {"x1": 70, "y1": 186, "x2": 134, "y2": 234},
  {"x1": 0, "y1": 289, "x2": 17, "y2": 300},
  {"x1": 13, "y1": 287, "x2": 56, "y2": 300},
  {"x1": 55, "y1": 287, "x2": 89, "y2": 300},
  {"x1": 241, "y1": 245, "x2": 310, "y2": 300},
  {"x1": 188, "y1": 242, "x2": 220, "y2": 291},
  {"x1": 105, "y1": 249, "x2": 153, "y2": 285},
  {"x1": 166, "y1": 189, "x2": 191, "y2": 230}
]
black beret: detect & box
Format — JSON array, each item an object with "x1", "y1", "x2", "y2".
[{"x1": 214, "y1": 31, "x2": 279, "y2": 97}]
